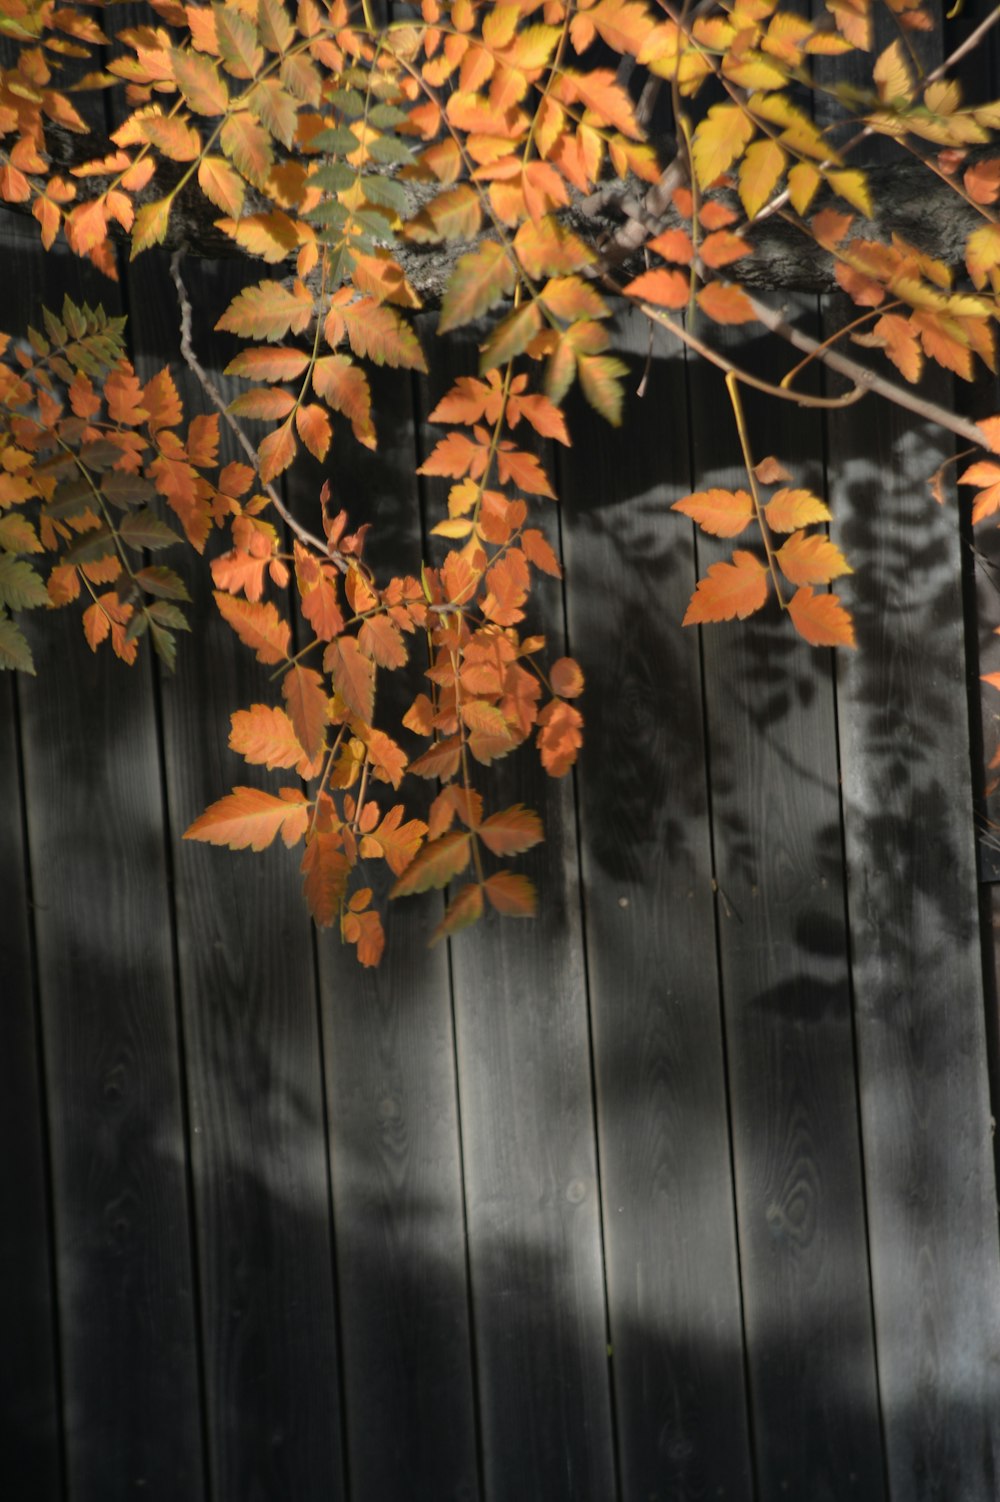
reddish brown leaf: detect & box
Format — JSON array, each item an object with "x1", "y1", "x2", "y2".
[{"x1": 282, "y1": 665, "x2": 327, "y2": 761}]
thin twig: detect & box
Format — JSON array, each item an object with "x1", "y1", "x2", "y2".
[
  {"x1": 169, "y1": 249, "x2": 345, "y2": 569},
  {"x1": 747, "y1": 293, "x2": 989, "y2": 447}
]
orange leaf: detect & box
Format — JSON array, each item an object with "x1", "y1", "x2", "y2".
[
  {"x1": 521, "y1": 527, "x2": 562, "y2": 576},
  {"x1": 775, "y1": 531, "x2": 852, "y2": 585},
  {"x1": 343, "y1": 907, "x2": 385, "y2": 966},
  {"x1": 258, "y1": 421, "x2": 297, "y2": 482},
  {"x1": 550, "y1": 656, "x2": 584, "y2": 698},
  {"x1": 312, "y1": 355, "x2": 375, "y2": 447},
  {"x1": 682, "y1": 550, "x2": 769, "y2": 624},
  {"x1": 171, "y1": 47, "x2": 228, "y2": 115},
  {"x1": 226, "y1": 346, "x2": 310, "y2": 381},
  {"x1": 390, "y1": 830, "x2": 472, "y2": 896},
  {"x1": 184, "y1": 786, "x2": 309, "y2": 850},
  {"x1": 439, "y1": 241, "x2": 516, "y2": 333},
  {"x1": 230, "y1": 388, "x2": 296, "y2": 420},
  {"x1": 216, "y1": 279, "x2": 314, "y2": 341},
  {"x1": 483, "y1": 871, "x2": 537, "y2": 916},
  {"x1": 646, "y1": 227, "x2": 694, "y2": 264},
  {"x1": 360, "y1": 803, "x2": 428, "y2": 876},
  {"x1": 338, "y1": 299, "x2": 427, "y2": 371},
  {"x1": 624, "y1": 267, "x2": 689, "y2": 308},
  {"x1": 496, "y1": 447, "x2": 555, "y2": 498},
  {"x1": 408, "y1": 736, "x2": 463, "y2": 780},
  {"x1": 282, "y1": 665, "x2": 327, "y2": 761},
  {"x1": 220, "y1": 110, "x2": 274, "y2": 187},
  {"x1": 358, "y1": 613, "x2": 407, "y2": 669},
  {"x1": 214, "y1": 590, "x2": 291, "y2": 663},
  {"x1": 696, "y1": 282, "x2": 756, "y2": 325},
  {"x1": 536, "y1": 698, "x2": 583, "y2": 776},
  {"x1": 325, "y1": 635, "x2": 375, "y2": 722},
  {"x1": 478, "y1": 804, "x2": 543, "y2": 857},
  {"x1": 229, "y1": 703, "x2": 313, "y2": 772},
  {"x1": 301, "y1": 831, "x2": 351, "y2": 925},
  {"x1": 787, "y1": 585, "x2": 856, "y2": 648},
  {"x1": 700, "y1": 230, "x2": 753, "y2": 268},
  {"x1": 429, "y1": 882, "x2": 484, "y2": 945},
  {"x1": 964, "y1": 157, "x2": 1000, "y2": 206},
  {"x1": 672, "y1": 487, "x2": 753, "y2": 537},
  {"x1": 296, "y1": 403, "x2": 332, "y2": 461},
  {"x1": 366, "y1": 728, "x2": 408, "y2": 789},
  {"x1": 764, "y1": 488, "x2": 832, "y2": 532}
]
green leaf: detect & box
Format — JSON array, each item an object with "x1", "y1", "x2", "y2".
[
  {"x1": 310, "y1": 125, "x2": 359, "y2": 153},
  {"x1": 148, "y1": 621, "x2": 177, "y2": 672},
  {"x1": 367, "y1": 136, "x2": 413, "y2": 165},
  {"x1": 361, "y1": 175, "x2": 408, "y2": 215},
  {"x1": 102, "y1": 471, "x2": 155, "y2": 509},
  {"x1": 43, "y1": 479, "x2": 93, "y2": 520},
  {"x1": 0, "y1": 610, "x2": 34, "y2": 673},
  {"x1": 63, "y1": 527, "x2": 116, "y2": 565},
  {"x1": 310, "y1": 162, "x2": 356, "y2": 193},
  {"x1": 328, "y1": 87, "x2": 365, "y2": 118},
  {"x1": 368, "y1": 103, "x2": 407, "y2": 128},
  {"x1": 439, "y1": 242, "x2": 516, "y2": 334},
  {"x1": 0, "y1": 554, "x2": 49, "y2": 611},
  {"x1": 147, "y1": 601, "x2": 190, "y2": 631},
  {"x1": 119, "y1": 507, "x2": 183, "y2": 552},
  {"x1": 135, "y1": 565, "x2": 191, "y2": 601}
]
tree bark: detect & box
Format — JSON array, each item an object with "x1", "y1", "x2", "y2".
[{"x1": 6, "y1": 124, "x2": 984, "y2": 301}]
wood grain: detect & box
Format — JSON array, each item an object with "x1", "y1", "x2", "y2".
[
  {"x1": 419, "y1": 332, "x2": 618, "y2": 1502},
  {"x1": 3, "y1": 215, "x2": 206, "y2": 1498},
  {"x1": 0, "y1": 676, "x2": 62, "y2": 1499},
  {"x1": 825, "y1": 352, "x2": 1000, "y2": 1500},
  {"x1": 559, "y1": 309, "x2": 755, "y2": 1502},
  {"x1": 285, "y1": 350, "x2": 481, "y2": 1501},
  {"x1": 687, "y1": 312, "x2": 887, "y2": 1499},
  {"x1": 124, "y1": 247, "x2": 347, "y2": 1502}
]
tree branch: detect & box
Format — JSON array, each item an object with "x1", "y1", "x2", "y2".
[{"x1": 169, "y1": 250, "x2": 346, "y2": 568}]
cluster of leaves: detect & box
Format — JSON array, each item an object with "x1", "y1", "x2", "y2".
[
  {"x1": 0, "y1": 293, "x2": 217, "y2": 672},
  {"x1": 6, "y1": 0, "x2": 1000, "y2": 957}
]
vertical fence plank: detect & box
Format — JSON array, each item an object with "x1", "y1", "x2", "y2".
[
  {"x1": 0, "y1": 679, "x2": 62, "y2": 1499},
  {"x1": 3, "y1": 218, "x2": 206, "y2": 1498},
  {"x1": 559, "y1": 312, "x2": 755, "y2": 1501},
  {"x1": 826, "y1": 378, "x2": 1000, "y2": 1500},
  {"x1": 124, "y1": 249, "x2": 347, "y2": 1502},
  {"x1": 419, "y1": 334, "x2": 617, "y2": 1502},
  {"x1": 284, "y1": 352, "x2": 481, "y2": 1501},
  {"x1": 687, "y1": 319, "x2": 887, "y2": 1498}
]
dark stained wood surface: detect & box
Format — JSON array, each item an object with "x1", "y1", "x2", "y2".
[
  {"x1": 0, "y1": 677, "x2": 62, "y2": 1499},
  {"x1": 124, "y1": 248, "x2": 347, "y2": 1502},
  {"x1": 559, "y1": 310, "x2": 755, "y2": 1502},
  {"x1": 419, "y1": 335, "x2": 618, "y2": 1502},
  {"x1": 3, "y1": 198, "x2": 1000, "y2": 1502},
  {"x1": 287, "y1": 354, "x2": 482, "y2": 1502},
  {"x1": 687, "y1": 317, "x2": 887, "y2": 1500},
  {"x1": 4, "y1": 217, "x2": 207, "y2": 1498},
  {"x1": 826, "y1": 360, "x2": 1000, "y2": 1500}
]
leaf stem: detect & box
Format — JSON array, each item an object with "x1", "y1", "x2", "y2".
[{"x1": 725, "y1": 371, "x2": 785, "y2": 609}]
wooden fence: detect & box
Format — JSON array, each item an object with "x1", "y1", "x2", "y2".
[{"x1": 3, "y1": 202, "x2": 1000, "y2": 1502}]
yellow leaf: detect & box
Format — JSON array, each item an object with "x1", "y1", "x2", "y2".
[
  {"x1": 691, "y1": 103, "x2": 756, "y2": 190},
  {"x1": 130, "y1": 196, "x2": 172, "y2": 258},
  {"x1": 739, "y1": 139, "x2": 786, "y2": 219}
]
